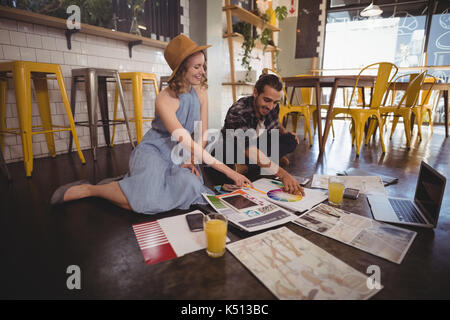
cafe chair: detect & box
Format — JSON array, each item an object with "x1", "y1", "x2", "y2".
[
  {"x1": 0, "y1": 61, "x2": 86, "y2": 177},
  {"x1": 110, "y1": 72, "x2": 159, "y2": 145},
  {"x1": 292, "y1": 74, "x2": 335, "y2": 140},
  {"x1": 369, "y1": 71, "x2": 426, "y2": 149},
  {"x1": 411, "y1": 75, "x2": 440, "y2": 140},
  {"x1": 262, "y1": 69, "x2": 313, "y2": 146},
  {"x1": 329, "y1": 62, "x2": 398, "y2": 157}
]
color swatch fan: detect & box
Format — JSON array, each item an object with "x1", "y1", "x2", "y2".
[{"x1": 267, "y1": 189, "x2": 302, "y2": 202}]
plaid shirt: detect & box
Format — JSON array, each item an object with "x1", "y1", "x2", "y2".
[{"x1": 221, "y1": 96, "x2": 280, "y2": 137}]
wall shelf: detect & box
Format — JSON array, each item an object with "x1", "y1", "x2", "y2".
[
  {"x1": 0, "y1": 5, "x2": 167, "y2": 53},
  {"x1": 222, "y1": 1, "x2": 281, "y2": 102},
  {"x1": 222, "y1": 32, "x2": 281, "y2": 53},
  {"x1": 222, "y1": 5, "x2": 281, "y2": 32},
  {"x1": 222, "y1": 82, "x2": 255, "y2": 86}
]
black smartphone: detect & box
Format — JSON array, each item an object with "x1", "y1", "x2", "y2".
[
  {"x1": 343, "y1": 188, "x2": 360, "y2": 200},
  {"x1": 185, "y1": 213, "x2": 204, "y2": 232},
  {"x1": 292, "y1": 176, "x2": 310, "y2": 186}
]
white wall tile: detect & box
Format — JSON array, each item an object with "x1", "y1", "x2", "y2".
[
  {"x1": 33, "y1": 24, "x2": 48, "y2": 36},
  {"x1": 47, "y1": 26, "x2": 65, "y2": 39},
  {"x1": 50, "y1": 51, "x2": 64, "y2": 64},
  {"x1": 17, "y1": 22, "x2": 33, "y2": 34},
  {"x1": 63, "y1": 52, "x2": 77, "y2": 65},
  {"x1": 19, "y1": 47, "x2": 36, "y2": 61},
  {"x1": 26, "y1": 33, "x2": 42, "y2": 48},
  {"x1": 9, "y1": 31, "x2": 27, "y2": 47},
  {"x1": 3, "y1": 45, "x2": 21, "y2": 60},
  {"x1": 36, "y1": 49, "x2": 52, "y2": 63},
  {"x1": 0, "y1": 29, "x2": 10, "y2": 45},
  {"x1": 41, "y1": 36, "x2": 57, "y2": 50},
  {"x1": 0, "y1": 18, "x2": 17, "y2": 31}
]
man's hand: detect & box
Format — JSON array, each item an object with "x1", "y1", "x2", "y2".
[
  {"x1": 280, "y1": 125, "x2": 300, "y2": 144},
  {"x1": 278, "y1": 170, "x2": 305, "y2": 196},
  {"x1": 288, "y1": 131, "x2": 300, "y2": 144}
]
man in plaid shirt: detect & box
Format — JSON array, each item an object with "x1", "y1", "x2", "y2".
[{"x1": 217, "y1": 74, "x2": 303, "y2": 195}]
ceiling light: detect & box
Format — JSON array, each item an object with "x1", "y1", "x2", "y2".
[{"x1": 360, "y1": 2, "x2": 383, "y2": 17}]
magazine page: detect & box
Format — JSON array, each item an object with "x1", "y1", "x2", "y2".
[
  {"x1": 293, "y1": 203, "x2": 417, "y2": 264},
  {"x1": 311, "y1": 174, "x2": 387, "y2": 195},
  {"x1": 247, "y1": 178, "x2": 328, "y2": 213},
  {"x1": 202, "y1": 190, "x2": 297, "y2": 232},
  {"x1": 227, "y1": 227, "x2": 382, "y2": 300}
]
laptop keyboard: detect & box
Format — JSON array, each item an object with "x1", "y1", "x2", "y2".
[{"x1": 389, "y1": 198, "x2": 426, "y2": 224}]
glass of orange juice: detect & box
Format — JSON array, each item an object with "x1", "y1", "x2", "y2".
[
  {"x1": 328, "y1": 176, "x2": 345, "y2": 206},
  {"x1": 203, "y1": 213, "x2": 228, "y2": 258}
]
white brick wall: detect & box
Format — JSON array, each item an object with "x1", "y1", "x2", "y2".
[{"x1": 0, "y1": 5, "x2": 190, "y2": 164}]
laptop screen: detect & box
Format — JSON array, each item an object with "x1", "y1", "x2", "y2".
[{"x1": 414, "y1": 162, "x2": 446, "y2": 226}]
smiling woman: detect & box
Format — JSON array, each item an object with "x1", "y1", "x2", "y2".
[
  {"x1": 168, "y1": 51, "x2": 209, "y2": 94},
  {"x1": 50, "y1": 34, "x2": 252, "y2": 214}
]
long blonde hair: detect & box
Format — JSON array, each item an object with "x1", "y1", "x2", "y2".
[{"x1": 168, "y1": 51, "x2": 208, "y2": 94}]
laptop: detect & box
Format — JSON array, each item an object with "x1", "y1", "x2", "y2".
[{"x1": 367, "y1": 161, "x2": 446, "y2": 228}]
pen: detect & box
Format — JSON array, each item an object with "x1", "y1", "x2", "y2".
[{"x1": 270, "y1": 180, "x2": 284, "y2": 187}]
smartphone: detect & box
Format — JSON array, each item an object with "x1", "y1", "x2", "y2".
[
  {"x1": 274, "y1": 176, "x2": 310, "y2": 186},
  {"x1": 343, "y1": 188, "x2": 360, "y2": 200},
  {"x1": 293, "y1": 176, "x2": 310, "y2": 186},
  {"x1": 185, "y1": 213, "x2": 204, "y2": 232}
]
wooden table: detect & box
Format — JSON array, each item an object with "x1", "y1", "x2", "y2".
[{"x1": 282, "y1": 75, "x2": 376, "y2": 154}]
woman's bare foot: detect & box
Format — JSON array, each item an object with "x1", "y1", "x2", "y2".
[{"x1": 63, "y1": 184, "x2": 93, "y2": 202}]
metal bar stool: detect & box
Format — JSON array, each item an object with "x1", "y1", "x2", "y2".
[
  {"x1": 68, "y1": 68, "x2": 135, "y2": 160},
  {"x1": 110, "y1": 72, "x2": 159, "y2": 145},
  {"x1": 0, "y1": 146, "x2": 11, "y2": 181},
  {"x1": 0, "y1": 61, "x2": 86, "y2": 177}
]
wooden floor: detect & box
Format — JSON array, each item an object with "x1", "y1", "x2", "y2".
[{"x1": 0, "y1": 119, "x2": 449, "y2": 299}]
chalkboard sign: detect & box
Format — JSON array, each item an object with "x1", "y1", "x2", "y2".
[{"x1": 295, "y1": 0, "x2": 322, "y2": 58}]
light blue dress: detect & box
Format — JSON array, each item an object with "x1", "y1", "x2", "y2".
[{"x1": 119, "y1": 87, "x2": 212, "y2": 214}]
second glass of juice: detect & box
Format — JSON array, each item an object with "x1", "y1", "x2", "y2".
[
  {"x1": 203, "y1": 213, "x2": 228, "y2": 258},
  {"x1": 328, "y1": 176, "x2": 345, "y2": 206}
]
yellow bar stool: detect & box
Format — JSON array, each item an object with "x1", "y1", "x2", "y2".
[
  {"x1": 0, "y1": 61, "x2": 86, "y2": 177},
  {"x1": 111, "y1": 72, "x2": 159, "y2": 145}
]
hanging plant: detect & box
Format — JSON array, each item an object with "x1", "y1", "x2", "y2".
[
  {"x1": 232, "y1": 5, "x2": 288, "y2": 77},
  {"x1": 233, "y1": 21, "x2": 256, "y2": 82}
]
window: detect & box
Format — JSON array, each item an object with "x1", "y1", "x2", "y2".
[
  {"x1": 322, "y1": 0, "x2": 449, "y2": 123},
  {"x1": 323, "y1": 1, "x2": 429, "y2": 74}
]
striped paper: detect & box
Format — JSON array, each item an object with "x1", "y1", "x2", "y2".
[{"x1": 132, "y1": 220, "x2": 177, "y2": 265}]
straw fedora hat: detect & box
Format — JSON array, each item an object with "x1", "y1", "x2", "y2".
[{"x1": 164, "y1": 34, "x2": 211, "y2": 82}]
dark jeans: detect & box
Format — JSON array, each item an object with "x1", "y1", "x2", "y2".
[{"x1": 206, "y1": 132, "x2": 298, "y2": 184}]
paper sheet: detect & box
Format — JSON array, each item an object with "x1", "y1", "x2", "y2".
[
  {"x1": 248, "y1": 178, "x2": 328, "y2": 213},
  {"x1": 311, "y1": 174, "x2": 387, "y2": 195},
  {"x1": 227, "y1": 227, "x2": 382, "y2": 300},
  {"x1": 203, "y1": 191, "x2": 298, "y2": 233},
  {"x1": 293, "y1": 204, "x2": 417, "y2": 264}
]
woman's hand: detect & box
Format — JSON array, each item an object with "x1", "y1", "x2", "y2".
[
  {"x1": 227, "y1": 170, "x2": 253, "y2": 188},
  {"x1": 181, "y1": 163, "x2": 200, "y2": 179}
]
